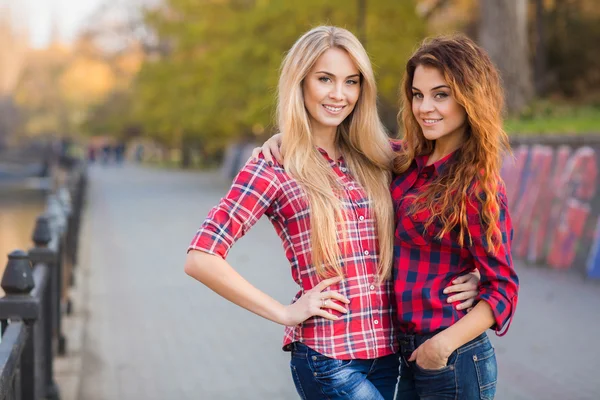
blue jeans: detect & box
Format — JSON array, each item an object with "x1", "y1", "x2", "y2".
[
  {"x1": 395, "y1": 332, "x2": 497, "y2": 400},
  {"x1": 289, "y1": 342, "x2": 400, "y2": 400}
]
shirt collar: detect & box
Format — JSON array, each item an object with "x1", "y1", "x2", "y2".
[
  {"x1": 415, "y1": 150, "x2": 458, "y2": 177},
  {"x1": 316, "y1": 147, "x2": 344, "y2": 163}
]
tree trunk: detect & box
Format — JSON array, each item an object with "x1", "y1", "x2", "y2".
[
  {"x1": 533, "y1": 0, "x2": 547, "y2": 96},
  {"x1": 180, "y1": 135, "x2": 192, "y2": 169},
  {"x1": 479, "y1": 0, "x2": 533, "y2": 115}
]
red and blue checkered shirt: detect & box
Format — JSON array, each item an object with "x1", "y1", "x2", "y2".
[
  {"x1": 390, "y1": 151, "x2": 519, "y2": 336},
  {"x1": 188, "y1": 149, "x2": 398, "y2": 360}
]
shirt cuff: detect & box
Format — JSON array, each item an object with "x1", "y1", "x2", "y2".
[{"x1": 477, "y1": 291, "x2": 518, "y2": 336}]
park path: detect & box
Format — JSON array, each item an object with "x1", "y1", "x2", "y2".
[{"x1": 75, "y1": 164, "x2": 600, "y2": 400}]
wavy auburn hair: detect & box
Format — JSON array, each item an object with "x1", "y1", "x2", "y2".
[
  {"x1": 394, "y1": 34, "x2": 510, "y2": 253},
  {"x1": 278, "y1": 26, "x2": 394, "y2": 280}
]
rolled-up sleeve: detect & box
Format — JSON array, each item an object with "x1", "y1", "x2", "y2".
[
  {"x1": 468, "y1": 185, "x2": 519, "y2": 336},
  {"x1": 188, "y1": 159, "x2": 280, "y2": 258}
]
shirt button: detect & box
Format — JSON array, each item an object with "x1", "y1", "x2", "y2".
[
  {"x1": 358, "y1": 216, "x2": 364, "y2": 221},
  {"x1": 364, "y1": 250, "x2": 369, "y2": 256},
  {"x1": 374, "y1": 319, "x2": 379, "y2": 325},
  {"x1": 312, "y1": 356, "x2": 317, "y2": 361},
  {"x1": 341, "y1": 167, "x2": 347, "y2": 172},
  {"x1": 369, "y1": 285, "x2": 375, "y2": 290},
  {"x1": 348, "y1": 186, "x2": 354, "y2": 190}
]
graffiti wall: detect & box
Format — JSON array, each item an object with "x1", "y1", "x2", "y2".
[
  {"x1": 223, "y1": 139, "x2": 600, "y2": 279},
  {"x1": 502, "y1": 141, "x2": 600, "y2": 279}
]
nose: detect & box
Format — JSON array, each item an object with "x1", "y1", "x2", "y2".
[
  {"x1": 419, "y1": 96, "x2": 435, "y2": 114},
  {"x1": 329, "y1": 83, "x2": 344, "y2": 101}
]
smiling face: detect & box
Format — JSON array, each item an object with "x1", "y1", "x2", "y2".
[
  {"x1": 411, "y1": 64, "x2": 467, "y2": 145},
  {"x1": 302, "y1": 47, "x2": 361, "y2": 137}
]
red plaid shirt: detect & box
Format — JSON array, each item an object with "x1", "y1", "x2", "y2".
[
  {"x1": 390, "y1": 151, "x2": 519, "y2": 336},
  {"x1": 188, "y1": 149, "x2": 397, "y2": 359}
]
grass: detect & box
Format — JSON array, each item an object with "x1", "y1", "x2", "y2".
[{"x1": 505, "y1": 101, "x2": 600, "y2": 135}]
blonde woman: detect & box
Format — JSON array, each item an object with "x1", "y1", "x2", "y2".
[{"x1": 185, "y1": 26, "x2": 478, "y2": 400}]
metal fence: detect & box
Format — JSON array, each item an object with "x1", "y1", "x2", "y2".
[{"x1": 0, "y1": 165, "x2": 87, "y2": 400}]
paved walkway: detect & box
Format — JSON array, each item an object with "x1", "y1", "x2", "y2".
[{"x1": 59, "y1": 164, "x2": 600, "y2": 400}]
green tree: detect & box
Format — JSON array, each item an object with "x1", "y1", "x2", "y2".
[{"x1": 132, "y1": 1, "x2": 425, "y2": 165}]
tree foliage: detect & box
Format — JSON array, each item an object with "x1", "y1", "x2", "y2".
[{"x1": 129, "y1": 0, "x2": 425, "y2": 153}]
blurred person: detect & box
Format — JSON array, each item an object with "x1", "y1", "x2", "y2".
[
  {"x1": 387, "y1": 35, "x2": 519, "y2": 400},
  {"x1": 114, "y1": 142, "x2": 126, "y2": 165},
  {"x1": 184, "y1": 26, "x2": 479, "y2": 400},
  {"x1": 87, "y1": 144, "x2": 96, "y2": 163}
]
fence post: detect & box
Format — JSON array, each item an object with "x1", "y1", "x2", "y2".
[
  {"x1": 29, "y1": 214, "x2": 62, "y2": 399},
  {"x1": 0, "y1": 250, "x2": 38, "y2": 399}
]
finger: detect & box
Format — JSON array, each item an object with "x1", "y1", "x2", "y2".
[
  {"x1": 271, "y1": 144, "x2": 283, "y2": 164},
  {"x1": 464, "y1": 273, "x2": 480, "y2": 289},
  {"x1": 451, "y1": 274, "x2": 471, "y2": 285},
  {"x1": 261, "y1": 143, "x2": 274, "y2": 165},
  {"x1": 315, "y1": 276, "x2": 343, "y2": 291},
  {"x1": 323, "y1": 291, "x2": 350, "y2": 304},
  {"x1": 447, "y1": 290, "x2": 478, "y2": 303},
  {"x1": 250, "y1": 147, "x2": 261, "y2": 161},
  {"x1": 443, "y1": 282, "x2": 473, "y2": 295},
  {"x1": 321, "y1": 300, "x2": 347, "y2": 314},
  {"x1": 408, "y1": 349, "x2": 417, "y2": 362},
  {"x1": 467, "y1": 307, "x2": 474, "y2": 313},
  {"x1": 315, "y1": 309, "x2": 340, "y2": 321},
  {"x1": 455, "y1": 298, "x2": 475, "y2": 310}
]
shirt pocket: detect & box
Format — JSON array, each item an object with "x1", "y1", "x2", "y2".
[{"x1": 396, "y1": 208, "x2": 431, "y2": 246}]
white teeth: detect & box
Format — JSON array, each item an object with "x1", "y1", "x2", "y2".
[
  {"x1": 424, "y1": 119, "x2": 441, "y2": 124},
  {"x1": 324, "y1": 105, "x2": 343, "y2": 112}
]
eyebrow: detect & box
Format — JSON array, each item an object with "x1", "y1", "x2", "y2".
[
  {"x1": 316, "y1": 71, "x2": 360, "y2": 79},
  {"x1": 412, "y1": 85, "x2": 450, "y2": 91}
]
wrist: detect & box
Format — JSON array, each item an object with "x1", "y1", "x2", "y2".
[
  {"x1": 274, "y1": 304, "x2": 291, "y2": 326},
  {"x1": 433, "y1": 331, "x2": 458, "y2": 357}
]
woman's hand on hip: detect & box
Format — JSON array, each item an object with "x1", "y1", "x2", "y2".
[{"x1": 281, "y1": 276, "x2": 350, "y2": 326}]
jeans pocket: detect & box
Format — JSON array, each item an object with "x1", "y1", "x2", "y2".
[
  {"x1": 308, "y1": 352, "x2": 353, "y2": 378},
  {"x1": 413, "y1": 351, "x2": 458, "y2": 397},
  {"x1": 413, "y1": 349, "x2": 458, "y2": 375},
  {"x1": 473, "y1": 347, "x2": 497, "y2": 400}
]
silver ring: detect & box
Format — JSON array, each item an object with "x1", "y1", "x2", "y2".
[{"x1": 321, "y1": 298, "x2": 327, "y2": 308}]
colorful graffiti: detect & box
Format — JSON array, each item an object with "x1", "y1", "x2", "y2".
[{"x1": 501, "y1": 144, "x2": 600, "y2": 278}]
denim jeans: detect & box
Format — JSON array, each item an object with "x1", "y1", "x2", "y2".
[
  {"x1": 289, "y1": 342, "x2": 400, "y2": 400},
  {"x1": 395, "y1": 332, "x2": 497, "y2": 400}
]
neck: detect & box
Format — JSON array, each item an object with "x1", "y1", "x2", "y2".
[
  {"x1": 312, "y1": 125, "x2": 338, "y2": 159},
  {"x1": 427, "y1": 128, "x2": 466, "y2": 165}
]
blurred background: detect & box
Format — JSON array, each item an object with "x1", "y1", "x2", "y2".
[{"x1": 1, "y1": 1, "x2": 600, "y2": 399}]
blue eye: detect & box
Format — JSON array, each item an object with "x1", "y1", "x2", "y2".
[
  {"x1": 319, "y1": 76, "x2": 331, "y2": 83},
  {"x1": 346, "y1": 79, "x2": 358, "y2": 85}
]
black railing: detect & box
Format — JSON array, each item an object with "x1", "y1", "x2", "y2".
[{"x1": 0, "y1": 165, "x2": 87, "y2": 400}]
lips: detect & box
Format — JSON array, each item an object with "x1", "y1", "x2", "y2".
[
  {"x1": 421, "y1": 118, "x2": 443, "y2": 126},
  {"x1": 322, "y1": 104, "x2": 345, "y2": 114}
]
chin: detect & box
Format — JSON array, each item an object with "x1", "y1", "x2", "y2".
[{"x1": 421, "y1": 132, "x2": 441, "y2": 141}]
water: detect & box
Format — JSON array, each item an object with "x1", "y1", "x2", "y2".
[{"x1": 0, "y1": 189, "x2": 46, "y2": 293}]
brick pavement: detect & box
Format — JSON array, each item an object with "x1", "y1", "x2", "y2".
[{"x1": 67, "y1": 165, "x2": 600, "y2": 400}]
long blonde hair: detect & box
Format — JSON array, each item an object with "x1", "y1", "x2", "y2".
[{"x1": 278, "y1": 26, "x2": 394, "y2": 280}]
